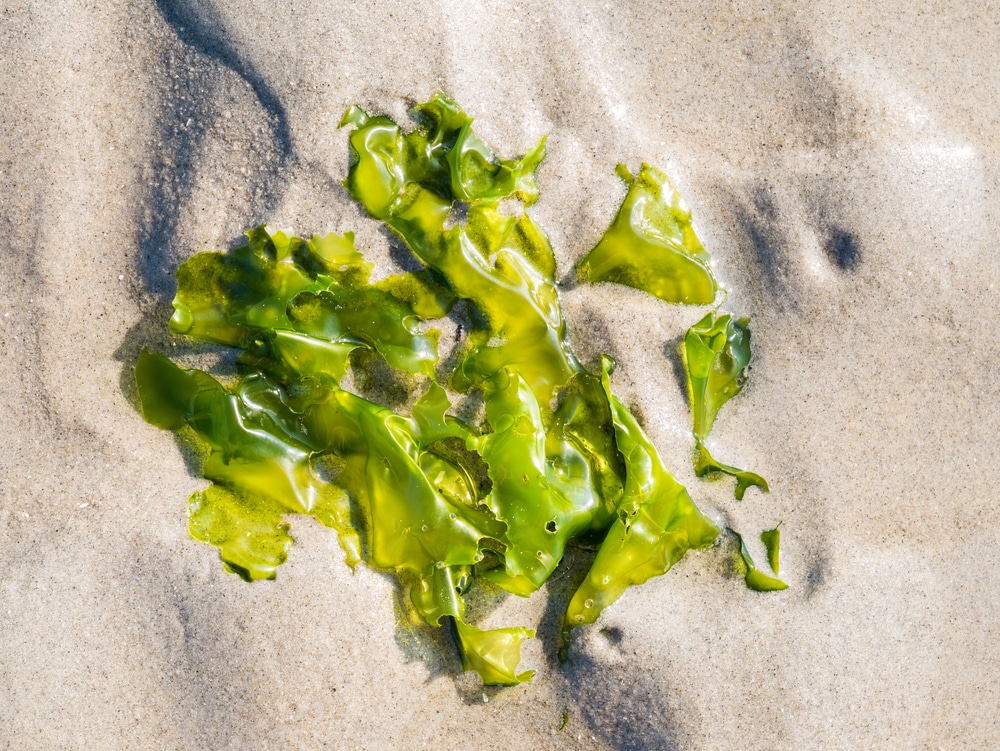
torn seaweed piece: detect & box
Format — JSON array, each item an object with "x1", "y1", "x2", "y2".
[
  {"x1": 577, "y1": 163, "x2": 718, "y2": 305},
  {"x1": 452, "y1": 618, "x2": 536, "y2": 686},
  {"x1": 694, "y1": 444, "x2": 769, "y2": 501},
  {"x1": 562, "y1": 356, "x2": 719, "y2": 634},
  {"x1": 341, "y1": 96, "x2": 580, "y2": 407},
  {"x1": 300, "y1": 384, "x2": 504, "y2": 584},
  {"x1": 732, "y1": 528, "x2": 787, "y2": 592},
  {"x1": 137, "y1": 348, "x2": 528, "y2": 686},
  {"x1": 135, "y1": 350, "x2": 361, "y2": 571},
  {"x1": 760, "y1": 523, "x2": 782, "y2": 575},
  {"x1": 683, "y1": 311, "x2": 768, "y2": 499},
  {"x1": 171, "y1": 225, "x2": 440, "y2": 381},
  {"x1": 477, "y1": 368, "x2": 615, "y2": 597},
  {"x1": 188, "y1": 484, "x2": 293, "y2": 581}
]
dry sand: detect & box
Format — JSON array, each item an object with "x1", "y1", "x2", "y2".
[{"x1": 2, "y1": 1, "x2": 999, "y2": 748}]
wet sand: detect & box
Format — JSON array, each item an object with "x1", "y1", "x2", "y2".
[{"x1": 2, "y1": 1, "x2": 999, "y2": 748}]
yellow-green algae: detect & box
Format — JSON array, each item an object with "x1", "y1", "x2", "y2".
[
  {"x1": 760, "y1": 523, "x2": 782, "y2": 575},
  {"x1": 577, "y1": 163, "x2": 718, "y2": 305},
  {"x1": 135, "y1": 92, "x2": 782, "y2": 687},
  {"x1": 732, "y1": 527, "x2": 787, "y2": 592},
  {"x1": 682, "y1": 311, "x2": 769, "y2": 500},
  {"x1": 563, "y1": 357, "x2": 719, "y2": 630}
]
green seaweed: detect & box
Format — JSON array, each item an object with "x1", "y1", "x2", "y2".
[
  {"x1": 135, "y1": 93, "x2": 774, "y2": 687},
  {"x1": 577, "y1": 163, "x2": 719, "y2": 305},
  {"x1": 732, "y1": 528, "x2": 787, "y2": 592},
  {"x1": 563, "y1": 357, "x2": 719, "y2": 632},
  {"x1": 342, "y1": 94, "x2": 578, "y2": 406},
  {"x1": 453, "y1": 619, "x2": 537, "y2": 686},
  {"x1": 136, "y1": 350, "x2": 361, "y2": 571},
  {"x1": 170, "y1": 226, "x2": 440, "y2": 380},
  {"x1": 760, "y1": 523, "x2": 782, "y2": 575},
  {"x1": 682, "y1": 311, "x2": 768, "y2": 499}
]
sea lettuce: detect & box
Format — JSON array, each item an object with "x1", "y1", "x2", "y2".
[
  {"x1": 136, "y1": 350, "x2": 360, "y2": 573},
  {"x1": 170, "y1": 226, "x2": 441, "y2": 380},
  {"x1": 577, "y1": 163, "x2": 718, "y2": 305},
  {"x1": 682, "y1": 311, "x2": 768, "y2": 499},
  {"x1": 135, "y1": 92, "x2": 775, "y2": 687},
  {"x1": 732, "y1": 527, "x2": 787, "y2": 592},
  {"x1": 341, "y1": 94, "x2": 578, "y2": 407},
  {"x1": 760, "y1": 523, "x2": 782, "y2": 575},
  {"x1": 453, "y1": 619, "x2": 537, "y2": 686},
  {"x1": 477, "y1": 368, "x2": 616, "y2": 597},
  {"x1": 563, "y1": 357, "x2": 719, "y2": 631}
]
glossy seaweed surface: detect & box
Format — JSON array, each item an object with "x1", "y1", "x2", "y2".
[
  {"x1": 733, "y1": 526, "x2": 787, "y2": 592},
  {"x1": 577, "y1": 163, "x2": 718, "y2": 305},
  {"x1": 682, "y1": 312, "x2": 769, "y2": 500},
  {"x1": 136, "y1": 93, "x2": 780, "y2": 686}
]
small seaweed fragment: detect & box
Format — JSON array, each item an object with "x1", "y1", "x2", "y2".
[
  {"x1": 760, "y1": 523, "x2": 782, "y2": 575},
  {"x1": 732, "y1": 528, "x2": 787, "y2": 591},
  {"x1": 453, "y1": 619, "x2": 537, "y2": 685},
  {"x1": 682, "y1": 311, "x2": 768, "y2": 499},
  {"x1": 577, "y1": 163, "x2": 719, "y2": 305}
]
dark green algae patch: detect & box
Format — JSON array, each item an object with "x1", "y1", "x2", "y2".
[{"x1": 136, "y1": 92, "x2": 777, "y2": 687}]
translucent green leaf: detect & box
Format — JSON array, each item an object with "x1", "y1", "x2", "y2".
[
  {"x1": 412, "y1": 92, "x2": 547, "y2": 206},
  {"x1": 577, "y1": 163, "x2": 718, "y2": 305},
  {"x1": 563, "y1": 357, "x2": 719, "y2": 630},
  {"x1": 479, "y1": 369, "x2": 609, "y2": 595},
  {"x1": 406, "y1": 564, "x2": 470, "y2": 627},
  {"x1": 732, "y1": 529, "x2": 787, "y2": 592},
  {"x1": 545, "y1": 370, "x2": 625, "y2": 521},
  {"x1": 188, "y1": 484, "x2": 292, "y2": 581},
  {"x1": 303, "y1": 387, "x2": 502, "y2": 578},
  {"x1": 341, "y1": 97, "x2": 579, "y2": 406},
  {"x1": 136, "y1": 350, "x2": 361, "y2": 567},
  {"x1": 453, "y1": 619, "x2": 536, "y2": 686},
  {"x1": 694, "y1": 444, "x2": 769, "y2": 501},
  {"x1": 171, "y1": 226, "x2": 439, "y2": 381},
  {"x1": 683, "y1": 311, "x2": 768, "y2": 499},
  {"x1": 760, "y1": 523, "x2": 782, "y2": 575},
  {"x1": 375, "y1": 269, "x2": 457, "y2": 320}
]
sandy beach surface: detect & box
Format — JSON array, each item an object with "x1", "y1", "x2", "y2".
[{"x1": 2, "y1": 1, "x2": 999, "y2": 748}]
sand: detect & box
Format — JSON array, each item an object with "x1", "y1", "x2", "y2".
[{"x1": 2, "y1": 0, "x2": 999, "y2": 748}]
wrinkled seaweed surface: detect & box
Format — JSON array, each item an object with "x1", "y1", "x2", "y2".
[{"x1": 136, "y1": 93, "x2": 779, "y2": 686}]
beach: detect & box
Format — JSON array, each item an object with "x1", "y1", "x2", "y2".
[{"x1": 1, "y1": 1, "x2": 998, "y2": 748}]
